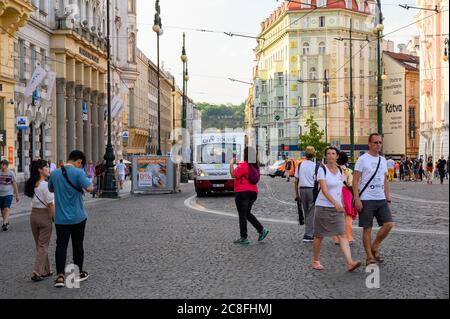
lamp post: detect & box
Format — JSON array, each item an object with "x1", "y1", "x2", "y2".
[
  {"x1": 375, "y1": 0, "x2": 384, "y2": 136},
  {"x1": 101, "y1": 0, "x2": 118, "y2": 198},
  {"x1": 153, "y1": 0, "x2": 163, "y2": 156},
  {"x1": 180, "y1": 33, "x2": 189, "y2": 183}
]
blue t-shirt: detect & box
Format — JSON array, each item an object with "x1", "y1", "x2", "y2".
[{"x1": 48, "y1": 165, "x2": 91, "y2": 225}]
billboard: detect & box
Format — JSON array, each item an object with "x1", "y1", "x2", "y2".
[
  {"x1": 131, "y1": 156, "x2": 177, "y2": 194},
  {"x1": 383, "y1": 58, "x2": 405, "y2": 155}
]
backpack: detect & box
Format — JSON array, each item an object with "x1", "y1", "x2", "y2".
[
  {"x1": 313, "y1": 164, "x2": 343, "y2": 201},
  {"x1": 248, "y1": 163, "x2": 260, "y2": 185}
]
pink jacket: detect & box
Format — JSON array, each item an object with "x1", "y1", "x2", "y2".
[{"x1": 233, "y1": 161, "x2": 258, "y2": 193}]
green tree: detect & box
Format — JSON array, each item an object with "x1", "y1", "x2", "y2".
[{"x1": 299, "y1": 115, "x2": 328, "y2": 160}]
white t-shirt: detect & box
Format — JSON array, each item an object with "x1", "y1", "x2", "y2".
[
  {"x1": 32, "y1": 181, "x2": 54, "y2": 209},
  {"x1": 387, "y1": 159, "x2": 395, "y2": 169},
  {"x1": 295, "y1": 160, "x2": 316, "y2": 188},
  {"x1": 117, "y1": 163, "x2": 126, "y2": 175},
  {"x1": 354, "y1": 153, "x2": 388, "y2": 201},
  {"x1": 315, "y1": 165, "x2": 344, "y2": 208}
]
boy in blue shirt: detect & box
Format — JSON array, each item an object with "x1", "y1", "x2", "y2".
[{"x1": 49, "y1": 150, "x2": 93, "y2": 288}]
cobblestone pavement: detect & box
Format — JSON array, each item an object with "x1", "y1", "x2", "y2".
[{"x1": 0, "y1": 178, "x2": 448, "y2": 299}]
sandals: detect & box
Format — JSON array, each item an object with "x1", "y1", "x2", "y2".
[
  {"x1": 31, "y1": 273, "x2": 44, "y2": 282},
  {"x1": 312, "y1": 261, "x2": 324, "y2": 271},
  {"x1": 372, "y1": 248, "x2": 385, "y2": 263},
  {"x1": 54, "y1": 274, "x2": 65, "y2": 288},
  {"x1": 348, "y1": 261, "x2": 362, "y2": 272},
  {"x1": 366, "y1": 257, "x2": 377, "y2": 265}
]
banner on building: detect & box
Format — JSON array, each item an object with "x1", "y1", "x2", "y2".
[
  {"x1": 82, "y1": 101, "x2": 89, "y2": 121},
  {"x1": 0, "y1": 130, "x2": 6, "y2": 146},
  {"x1": 44, "y1": 72, "x2": 56, "y2": 101},
  {"x1": 24, "y1": 66, "x2": 47, "y2": 97},
  {"x1": 111, "y1": 95, "x2": 124, "y2": 119}
]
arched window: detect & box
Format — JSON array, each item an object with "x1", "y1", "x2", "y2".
[
  {"x1": 319, "y1": 42, "x2": 326, "y2": 55},
  {"x1": 128, "y1": 33, "x2": 136, "y2": 63},
  {"x1": 303, "y1": 42, "x2": 310, "y2": 55},
  {"x1": 310, "y1": 94, "x2": 318, "y2": 107},
  {"x1": 309, "y1": 67, "x2": 317, "y2": 80}
]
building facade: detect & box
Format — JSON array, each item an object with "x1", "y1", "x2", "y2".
[
  {"x1": 13, "y1": 0, "x2": 53, "y2": 184},
  {"x1": 110, "y1": 0, "x2": 139, "y2": 160},
  {"x1": 0, "y1": 0, "x2": 33, "y2": 170},
  {"x1": 252, "y1": 0, "x2": 379, "y2": 163},
  {"x1": 382, "y1": 51, "x2": 420, "y2": 159},
  {"x1": 416, "y1": 0, "x2": 449, "y2": 159}
]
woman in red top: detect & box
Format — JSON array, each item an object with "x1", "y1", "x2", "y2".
[{"x1": 230, "y1": 146, "x2": 269, "y2": 245}]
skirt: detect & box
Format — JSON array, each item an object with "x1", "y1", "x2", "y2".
[{"x1": 314, "y1": 206, "x2": 345, "y2": 237}]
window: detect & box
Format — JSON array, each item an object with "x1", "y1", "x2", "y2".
[
  {"x1": 409, "y1": 106, "x2": 416, "y2": 139},
  {"x1": 30, "y1": 45, "x2": 36, "y2": 75},
  {"x1": 303, "y1": 17, "x2": 311, "y2": 28},
  {"x1": 39, "y1": 0, "x2": 46, "y2": 13},
  {"x1": 317, "y1": 0, "x2": 326, "y2": 7},
  {"x1": 302, "y1": 0, "x2": 312, "y2": 8},
  {"x1": 276, "y1": 72, "x2": 283, "y2": 86},
  {"x1": 360, "y1": 95, "x2": 364, "y2": 107},
  {"x1": 128, "y1": 33, "x2": 136, "y2": 63},
  {"x1": 261, "y1": 81, "x2": 267, "y2": 93},
  {"x1": 358, "y1": 0, "x2": 365, "y2": 11},
  {"x1": 19, "y1": 39, "x2": 25, "y2": 81},
  {"x1": 309, "y1": 67, "x2": 317, "y2": 80},
  {"x1": 128, "y1": 0, "x2": 136, "y2": 13},
  {"x1": 360, "y1": 69, "x2": 364, "y2": 78},
  {"x1": 346, "y1": 0, "x2": 352, "y2": 9},
  {"x1": 310, "y1": 94, "x2": 318, "y2": 107},
  {"x1": 319, "y1": 42, "x2": 326, "y2": 55},
  {"x1": 303, "y1": 42, "x2": 310, "y2": 55},
  {"x1": 319, "y1": 16, "x2": 326, "y2": 28},
  {"x1": 298, "y1": 96, "x2": 303, "y2": 107},
  {"x1": 278, "y1": 123, "x2": 284, "y2": 138},
  {"x1": 278, "y1": 97, "x2": 284, "y2": 108}
]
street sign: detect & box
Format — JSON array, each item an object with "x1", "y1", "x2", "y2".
[{"x1": 16, "y1": 116, "x2": 29, "y2": 130}]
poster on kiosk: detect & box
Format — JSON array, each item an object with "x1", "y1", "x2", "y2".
[{"x1": 131, "y1": 155, "x2": 178, "y2": 194}]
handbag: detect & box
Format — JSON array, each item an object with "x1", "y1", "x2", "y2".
[{"x1": 352, "y1": 157, "x2": 381, "y2": 207}]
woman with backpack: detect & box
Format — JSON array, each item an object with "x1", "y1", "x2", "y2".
[
  {"x1": 312, "y1": 147, "x2": 361, "y2": 272},
  {"x1": 230, "y1": 146, "x2": 269, "y2": 245}
]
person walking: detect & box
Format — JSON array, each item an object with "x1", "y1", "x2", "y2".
[
  {"x1": 312, "y1": 147, "x2": 361, "y2": 272},
  {"x1": 285, "y1": 159, "x2": 292, "y2": 182},
  {"x1": 84, "y1": 160, "x2": 95, "y2": 185},
  {"x1": 116, "y1": 159, "x2": 126, "y2": 190},
  {"x1": 25, "y1": 160, "x2": 55, "y2": 282},
  {"x1": 418, "y1": 158, "x2": 424, "y2": 182},
  {"x1": 0, "y1": 160, "x2": 20, "y2": 231},
  {"x1": 353, "y1": 133, "x2": 394, "y2": 265},
  {"x1": 230, "y1": 146, "x2": 269, "y2": 245},
  {"x1": 426, "y1": 156, "x2": 434, "y2": 184},
  {"x1": 387, "y1": 157, "x2": 395, "y2": 182},
  {"x1": 294, "y1": 146, "x2": 319, "y2": 243},
  {"x1": 49, "y1": 150, "x2": 94, "y2": 288},
  {"x1": 437, "y1": 156, "x2": 447, "y2": 185},
  {"x1": 334, "y1": 151, "x2": 358, "y2": 245},
  {"x1": 394, "y1": 161, "x2": 400, "y2": 181}
]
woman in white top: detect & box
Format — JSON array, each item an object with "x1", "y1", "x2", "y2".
[
  {"x1": 312, "y1": 147, "x2": 361, "y2": 272},
  {"x1": 24, "y1": 159, "x2": 55, "y2": 282}
]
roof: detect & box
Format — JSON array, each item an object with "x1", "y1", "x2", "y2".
[{"x1": 384, "y1": 51, "x2": 420, "y2": 72}]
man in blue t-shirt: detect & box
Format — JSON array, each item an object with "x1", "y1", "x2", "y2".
[{"x1": 49, "y1": 150, "x2": 93, "y2": 288}]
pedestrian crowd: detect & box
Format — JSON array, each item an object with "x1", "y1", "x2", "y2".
[
  {"x1": 230, "y1": 133, "x2": 399, "y2": 273},
  {"x1": 391, "y1": 155, "x2": 449, "y2": 184}
]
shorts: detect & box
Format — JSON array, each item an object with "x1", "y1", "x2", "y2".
[
  {"x1": 118, "y1": 174, "x2": 125, "y2": 181},
  {"x1": 0, "y1": 195, "x2": 13, "y2": 210},
  {"x1": 359, "y1": 200, "x2": 393, "y2": 228}
]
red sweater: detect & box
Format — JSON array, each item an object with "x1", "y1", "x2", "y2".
[{"x1": 233, "y1": 161, "x2": 258, "y2": 193}]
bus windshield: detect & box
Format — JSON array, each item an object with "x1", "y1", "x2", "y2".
[{"x1": 197, "y1": 143, "x2": 242, "y2": 164}]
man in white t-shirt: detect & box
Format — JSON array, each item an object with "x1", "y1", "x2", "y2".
[
  {"x1": 116, "y1": 159, "x2": 126, "y2": 190},
  {"x1": 353, "y1": 133, "x2": 394, "y2": 265},
  {"x1": 294, "y1": 146, "x2": 319, "y2": 243}
]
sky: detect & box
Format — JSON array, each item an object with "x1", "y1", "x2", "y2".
[{"x1": 137, "y1": 0, "x2": 419, "y2": 105}]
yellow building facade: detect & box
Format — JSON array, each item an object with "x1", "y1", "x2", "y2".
[{"x1": 0, "y1": 0, "x2": 33, "y2": 165}]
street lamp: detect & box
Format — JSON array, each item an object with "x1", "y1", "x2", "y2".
[
  {"x1": 373, "y1": 0, "x2": 384, "y2": 138},
  {"x1": 153, "y1": 0, "x2": 163, "y2": 156},
  {"x1": 101, "y1": 0, "x2": 118, "y2": 198},
  {"x1": 180, "y1": 33, "x2": 189, "y2": 183}
]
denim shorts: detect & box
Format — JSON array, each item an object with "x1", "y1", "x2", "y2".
[
  {"x1": 359, "y1": 200, "x2": 393, "y2": 228},
  {"x1": 0, "y1": 195, "x2": 13, "y2": 210}
]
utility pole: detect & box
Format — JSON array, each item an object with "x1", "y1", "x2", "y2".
[
  {"x1": 376, "y1": 0, "x2": 384, "y2": 136},
  {"x1": 349, "y1": 19, "x2": 355, "y2": 162}
]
